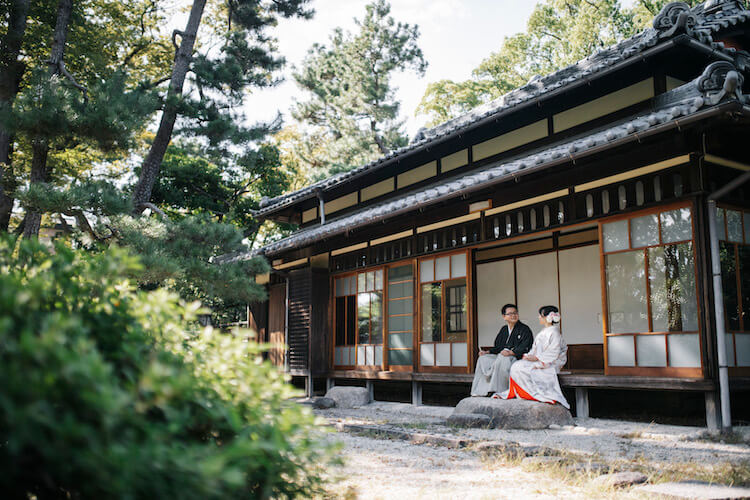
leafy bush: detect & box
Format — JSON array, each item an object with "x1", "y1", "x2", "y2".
[{"x1": 0, "y1": 237, "x2": 333, "y2": 498}]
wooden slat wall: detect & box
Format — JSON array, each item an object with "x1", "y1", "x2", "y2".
[
  {"x1": 288, "y1": 269, "x2": 312, "y2": 371},
  {"x1": 268, "y1": 284, "x2": 286, "y2": 367},
  {"x1": 310, "y1": 269, "x2": 331, "y2": 375}
]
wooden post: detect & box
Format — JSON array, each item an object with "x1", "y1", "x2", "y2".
[
  {"x1": 705, "y1": 391, "x2": 721, "y2": 431},
  {"x1": 366, "y1": 380, "x2": 374, "y2": 403},
  {"x1": 412, "y1": 381, "x2": 423, "y2": 406},
  {"x1": 575, "y1": 388, "x2": 589, "y2": 418},
  {"x1": 306, "y1": 374, "x2": 313, "y2": 398}
]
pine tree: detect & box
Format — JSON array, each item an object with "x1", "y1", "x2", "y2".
[{"x1": 290, "y1": 0, "x2": 426, "y2": 178}]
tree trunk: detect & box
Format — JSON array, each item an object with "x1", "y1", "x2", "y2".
[
  {"x1": 131, "y1": 0, "x2": 207, "y2": 213},
  {"x1": 0, "y1": 0, "x2": 30, "y2": 232},
  {"x1": 23, "y1": 0, "x2": 73, "y2": 239}
]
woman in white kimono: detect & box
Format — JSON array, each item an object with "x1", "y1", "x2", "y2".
[{"x1": 494, "y1": 305, "x2": 569, "y2": 409}]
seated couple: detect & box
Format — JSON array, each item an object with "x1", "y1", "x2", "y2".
[{"x1": 470, "y1": 304, "x2": 569, "y2": 409}]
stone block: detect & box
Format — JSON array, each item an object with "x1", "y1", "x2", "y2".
[
  {"x1": 324, "y1": 386, "x2": 370, "y2": 408},
  {"x1": 453, "y1": 397, "x2": 573, "y2": 429},
  {"x1": 447, "y1": 413, "x2": 491, "y2": 428}
]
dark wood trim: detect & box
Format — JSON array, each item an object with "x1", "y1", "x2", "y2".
[
  {"x1": 327, "y1": 370, "x2": 715, "y2": 391},
  {"x1": 606, "y1": 366, "x2": 703, "y2": 378}
]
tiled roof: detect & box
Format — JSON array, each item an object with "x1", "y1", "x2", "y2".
[
  {"x1": 215, "y1": 61, "x2": 748, "y2": 263},
  {"x1": 254, "y1": 0, "x2": 750, "y2": 219}
]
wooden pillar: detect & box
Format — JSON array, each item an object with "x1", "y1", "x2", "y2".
[
  {"x1": 305, "y1": 374, "x2": 313, "y2": 398},
  {"x1": 412, "y1": 381, "x2": 423, "y2": 406},
  {"x1": 705, "y1": 391, "x2": 722, "y2": 431},
  {"x1": 366, "y1": 380, "x2": 374, "y2": 403},
  {"x1": 575, "y1": 388, "x2": 589, "y2": 418}
]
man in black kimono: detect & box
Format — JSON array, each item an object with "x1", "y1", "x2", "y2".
[{"x1": 470, "y1": 304, "x2": 534, "y2": 396}]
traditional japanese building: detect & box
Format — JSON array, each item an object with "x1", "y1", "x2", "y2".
[{"x1": 228, "y1": 1, "x2": 750, "y2": 428}]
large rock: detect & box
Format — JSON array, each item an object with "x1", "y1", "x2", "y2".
[
  {"x1": 594, "y1": 472, "x2": 647, "y2": 488},
  {"x1": 324, "y1": 386, "x2": 370, "y2": 408},
  {"x1": 453, "y1": 397, "x2": 573, "y2": 429},
  {"x1": 447, "y1": 413, "x2": 491, "y2": 428}
]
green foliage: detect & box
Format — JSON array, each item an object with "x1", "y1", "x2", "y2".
[
  {"x1": 291, "y1": 0, "x2": 426, "y2": 179},
  {"x1": 0, "y1": 237, "x2": 333, "y2": 498},
  {"x1": 113, "y1": 213, "x2": 270, "y2": 307},
  {"x1": 416, "y1": 0, "x2": 700, "y2": 126}
]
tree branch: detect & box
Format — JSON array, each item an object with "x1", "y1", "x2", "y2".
[
  {"x1": 137, "y1": 201, "x2": 168, "y2": 219},
  {"x1": 57, "y1": 61, "x2": 88, "y2": 102},
  {"x1": 172, "y1": 29, "x2": 184, "y2": 53}
]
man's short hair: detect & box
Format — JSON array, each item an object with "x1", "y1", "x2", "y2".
[{"x1": 501, "y1": 303, "x2": 518, "y2": 315}]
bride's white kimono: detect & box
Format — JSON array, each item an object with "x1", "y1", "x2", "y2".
[{"x1": 499, "y1": 325, "x2": 569, "y2": 409}]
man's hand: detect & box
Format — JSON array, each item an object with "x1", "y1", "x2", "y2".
[
  {"x1": 523, "y1": 354, "x2": 539, "y2": 362},
  {"x1": 478, "y1": 349, "x2": 488, "y2": 356},
  {"x1": 500, "y1": 349, "x2": 514, "y2": 357}
]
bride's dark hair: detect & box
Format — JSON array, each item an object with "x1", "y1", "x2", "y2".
[{"x1": 538, "y1": 305, "x2": 560, "y2": 323}]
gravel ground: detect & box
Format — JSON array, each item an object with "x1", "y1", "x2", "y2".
[
  {"x1": 318, "y1": 402, "x2": 750, "y2": 464},
  {"x1": 315, "y1": 402, "x2": 750, "y2": 499}
]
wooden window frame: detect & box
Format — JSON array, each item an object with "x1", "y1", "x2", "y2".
[
  {"x1": 599, "y1": 200, "x2": 703, "y2": 377},
  {"x1": 331, "y1": 268, "x2": 385, "y2": 370},
  {"x1": 716, "y1": 205, "x2": 750, "y2": 375},
  {"x1": 417, "y1": 250, "x2": 472, "y2": 373}
]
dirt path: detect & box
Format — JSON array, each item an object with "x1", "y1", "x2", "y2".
[
  {"x1": 322, "y1": 432, "x2": 641, "y2": 499},
  {"x1": 316, "y1": 402, "x2": 750, "y2": 499}
]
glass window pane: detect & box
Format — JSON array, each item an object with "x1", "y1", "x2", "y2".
[
  {"x1": 726, "y1": 333, "x2": 736, "y2": 367},
  {"x1": 335, "y1": 297, "x2": 346, "y2": 345},
  {"x1": 420, "y1": 259, "x2": 434, "y2": 283},
  {"x1": 388, "y1": 281, "x2": 413, "y2": 300},
  {"x1": 358, "y1": 293, "x2": 371, "y2": 344},
  {"x1": 445, "y1": 279, "x2": 467, "y2": 342},
  {"x1": 357, "y1": 273, "x2": 366, "y2": 293},
  {"x1": 346, "y1": 296, "x2": 356, "y2": 345},
  {"x1": 388, "y1": 296, "x2": 413, "y2": 315},
  {"x1": 648, "y1": 243, "x2": 698, "y2": 332},
  {"x1": 636, "y1": 335, "x2": 667, "y2": 367},
  {"x1": 720, "y1": 242, "x2": 741, "y2": 331},
  {"x1": 420, "y1": 343, "x2": 434, "y2": 366},
  {"x1": 388, "y1": 332, "x2": 412, "y2": 349},
  {"x1": 371, "y1": 292, "x2": 383, "y2": 344},
  {"x1": 606, "y1": 250, "x2": 648, "y2": 333},
  {"x1": 607, "y1": 335, "x2": 635, "y2": 366},
  {"x1": 421, "y1": 283, "x2": 442, "y2": 342},
  {"x1": 727, "y1": 210, "x2": 743, "y2": 243},
  {"x1": 603, "y1": 220, "x2": 629, "y2": 252},
  {"x1": 667, "y1": 334, "x2": 701, "y2": 367},
  {"x1": 336, "y1": 278, "x2": 346, "y2": 297},
  {"x1": 631, "y1": 214, "x2": 659, "y2": 248},
  {"x1": 740, "y1": 246, "x2": 750, "y2": 331},
  {"x1": 735, "y1": 334, "x2": 750, "y2": 366},
  {"x1": 388, "y1": 315, "x2": 412, "y2": 332},
  {"x1": 451, "y1": 253, "x2": 467, "y2": 278},
  {"x1": 375, "y1": 345, "x2": 383, "y2": 366},
  {"x1": 388, "y1": 349, "x2": 412, "y2": 366},
  {"x1": 357, "y1": 345, "x2": 365, "y2": 365},
  {"x1": 366, "y1": 271, "x2": 375, "y2": 292},
  {"x1": 436, "y1": 256, "x2": 450, "y2": 280},
  {"x1": 335, "y1": 346, "x2": 344, "y2": 366},
  {"x1": 452, "y1": 343, "x2": 468, "y2": 367},
  {"x1": 436, "y1": 343, "x2": 451, "y2": 366},
  {"x1": 375, "y1": 269, "x2": 383, "y2": 290},
  {"x1": 366, "y1": 345, "x2": 375, "y2": 365},
  {"x1": 660, "y1": 208, "x2": 692, "y2": 244},
  {"x1": 716, "y1": 207, "x2": 726, "y2": 241},
  {"x1": 389, "y1": 264, "x2": 412, "y2": 280}
]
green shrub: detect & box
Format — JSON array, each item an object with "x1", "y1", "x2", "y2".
[{"x1": 0, "y1": 237, "x2": 333, "y2": 498}]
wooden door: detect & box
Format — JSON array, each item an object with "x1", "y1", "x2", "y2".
[{"x1": 268, "y1": 283, "x2": 286, "y2": 367}]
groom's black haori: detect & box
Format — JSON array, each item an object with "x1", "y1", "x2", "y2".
[{"x1": 488, "y1": 322, "x2": 533, "y2": 359}]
